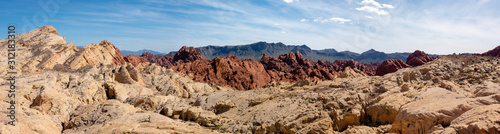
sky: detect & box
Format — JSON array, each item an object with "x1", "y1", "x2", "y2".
[{"x1": 1, "y1": 0, "x2": 499, "y2": 54}]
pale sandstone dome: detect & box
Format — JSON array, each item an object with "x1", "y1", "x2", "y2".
[
  {"x1": 0, "y1": 25, "x2": 126, "y2": 75},
  {"x1": 0, "y1": 26, "x2": 499, "y2": 134}
]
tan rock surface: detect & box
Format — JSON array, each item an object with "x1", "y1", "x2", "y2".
[
  {"x1": 65, "y1": 40, "x2": 126, "y2": 70},
  {"x1": 447, "y1": 104, "x2": 500, "y2": 134},
  {"x1": 2, "y1": 26, "x2": 500, "y2": 134},
  {"x1": 0, "y1": 26, "x2": 126, "y2": 76}
]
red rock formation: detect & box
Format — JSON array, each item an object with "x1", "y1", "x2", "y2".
[
  {"x1": 331, "y1": 60, "x2": 379, "y2": 76},
  {"x1": 261, "y1": 52, "x2": 333, "y2": 82},
  {"x1": 138, "y1": 46, "x2": 206, "y2": 68},
  {"x1": 124, "y1": 55, "x2": 148, "y2": 67},
  {"x1": 476, "y1": 45, "x2": 500, "y2": 57},
  {"x1": 131, "y1": 46, "x2": 440, "y2": 90},
  {"x1": 173, "y1": 46, "x2": 206, "y2": 62},
  {"x1": 141, "y1": 52, "x2": 174, "y2": 68},
  {"x1": 259, "y1": 51, "x2": 378, "y2": 81},
  {"x1": 376, "y1": 59, "x2": 411, "y2": 76},
  {"x1": 131, "y1": 46, "x2": 270, "y2": 90},
  {"x1": 173, "y1": 54, "x2": 271, "y2": 90},
  {"x1": 133, "y1": 48, "x2": 380, "y2": 90},
  {"x1": 376, "y1": 50, "x2": 435, "y2": 76},
  {"x1": 407, "y1": 50, "x2": 436, "y2": 67}
]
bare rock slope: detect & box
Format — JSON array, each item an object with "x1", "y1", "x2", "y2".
[
  {"x1": 0, "y1": 25, "x2": 126, "y2": 75},
  {"x1": 1, "y1": 26, "x2": 499, "y2": 134}
]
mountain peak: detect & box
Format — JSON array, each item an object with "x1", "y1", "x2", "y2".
[
  {"x1": 36, "y1": 25, "x2": 58, "y2": 35},
  {"x1": 299, "y1": 44, "x2": 311, "y2": 50}
]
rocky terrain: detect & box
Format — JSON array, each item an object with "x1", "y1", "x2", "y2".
[
  {"x1": 130, "y1": 47, "x2": 387, "y2": 90},
  {"x1": 128, "y1": 46, "x2": 434, "y2": 90},
  {"x1": 1, "y1": 26, "x2": 499, "y2": 134}
]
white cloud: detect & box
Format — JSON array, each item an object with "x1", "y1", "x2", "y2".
[
  {"x1": 300, "y1": 19, "x2": 309, "y2": 22},
  {"x1": 329, "y1": 17, "x2": 352, "y2": 23},
  {"x1": 360, "y1": 0, "x2": 382, "y2": 8},
  {"x1": 313, "y1": 17, "x2": 321, "y2": 22},
  {"x1": 356, "y1": 6, "x2": 387, "y2": 15},
  {"x1": 382, "y1": 4, "x2": 394, "y2": 9},
  {"x1": 355, "y1": 0, "x2": 394, "y2": 15},
  {"x1": 283, "y1": 0, "x2": 299, "y2": 3},
  {"x1": 311, "y1": 17, "x2": 351, "y2": 23}
]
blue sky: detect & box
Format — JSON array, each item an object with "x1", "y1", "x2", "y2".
[{"x1": 1, "y1": 0, "x2": 499, "y2": 54}]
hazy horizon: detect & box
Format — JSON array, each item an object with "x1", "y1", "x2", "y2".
[{"x1": 2, "y1": 0, "x2": 499, "y2": 55}]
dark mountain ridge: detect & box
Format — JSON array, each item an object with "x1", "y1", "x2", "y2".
[
  {"x1": 195, "y1": 42, "x2": 439, "y2": 63},
  {"x1": 121, "y1": 49, "x2": 167, "y2": 56}
]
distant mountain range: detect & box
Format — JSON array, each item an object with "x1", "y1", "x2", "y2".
[
  {"x1": 121, "y1": 49, "x2": 167, "y2": 56},
  {"x1": 123, "y1": 42, "x2": 440, "y2": 63},
  {"x1": 196, "y1": 42, "x2": 439, "y2": 63}
]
